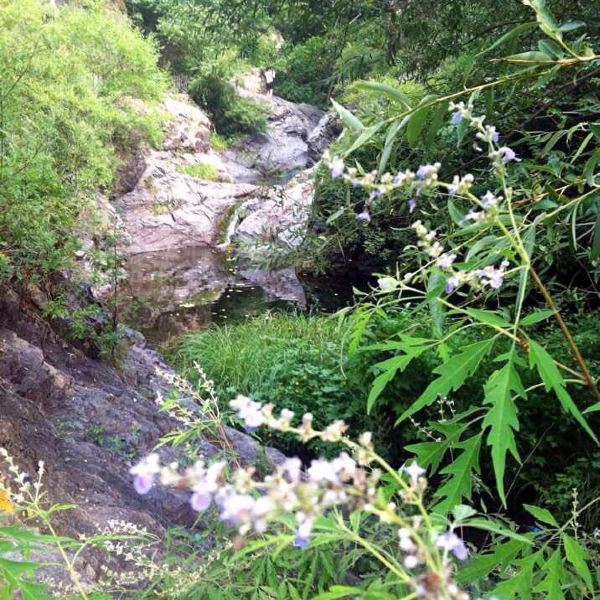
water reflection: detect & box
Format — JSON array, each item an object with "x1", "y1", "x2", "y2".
[{"x1": 118, "y1": 246, "x2": 300, "y2": 347}]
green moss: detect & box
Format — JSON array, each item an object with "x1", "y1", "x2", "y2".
[{"x1": 176, "y1": 162, "x2": 221, "y2": 181}]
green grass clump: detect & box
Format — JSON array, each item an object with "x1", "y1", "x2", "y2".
[
  {"x1": 177, "y1": 162, "x2": 221, "y2": 181},
  {"x1": 172, "y1": 313, "x2": 382, "y2": 453}
]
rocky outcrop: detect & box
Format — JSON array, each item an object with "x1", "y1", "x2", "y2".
[
  {"x1": 307, "y1": 111, "x2": 343, "y2": 164},
  {"x1": 0, "y1": 285, "x2": 283, "y2": 550},
  {"x1": 234, "y1": 169, "x2": 315, "y2": 250}
]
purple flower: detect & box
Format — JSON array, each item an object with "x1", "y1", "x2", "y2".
[
  {"x1": 407, "y1": 198, "x2": 416, "y2": 213},
  {"x1": 368, "y1": 189, "x2": 382, "y2": 202},
  {"x1": 191, "y1": 491, "x2": 212, "y2": 512},
  {"x1": 499, "y1": 146, "x2": 521, "y2": 163},
  {"x1": 491, "y1": 130, "x2": 500, "y2": 143},
  {"x1": 133, "y1": 473, "x2": 155, "y2": 495},
  {"x1": 130, "y1": 454, "x2": 161, "y2": 496},
  {"x1": 451, "y1": 111, "x2": 463, "y2": 126},
  {"x1": 294, "y1": 518, "x2": 314, "y2": 549},
  {"x1": 445, "y1": 275, "x2": 459, "y2": 294},
  {"x1": 355, "y1": 209, "x2": 371, "y2": 223},
  {"x1": 436, "y1": 532, "x2": 469, "y2": 561}
]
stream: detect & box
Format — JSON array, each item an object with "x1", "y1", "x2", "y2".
[{"x1": 110, "y1": 81, "x2": 351, "y2": 349}]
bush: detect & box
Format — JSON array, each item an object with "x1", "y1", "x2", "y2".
[
  {"x1": 0, "y1": 0, "x2": 167, "y2": 283},
  {"x1": 188, "y1": 55, "x2": 267, "y2": 136}
]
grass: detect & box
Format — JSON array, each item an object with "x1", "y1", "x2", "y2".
[
  {"x1": 177, "y1": 162, "x2": 221, "y2": 181},
  {"x1": 171, "y1": 312, "x2": 395, "y2": 458},
  {"x1": 173, "y1": 312, "x2": 342, "y2": 394}
]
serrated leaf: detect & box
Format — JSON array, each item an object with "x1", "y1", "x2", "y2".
[
  {"x1": 331, "y1": 99, "x2": 363, "y2": 131},
  {"x1": 367, "y1": 348, "x2": 426, "y2": 413},
  {"x1": 523, "y1": 504, "x2": 558, "y2": 527},
  {"x1": 562, "y1": 535, "x2": 593, "y2": 591},
  {"x1": 396, "y1": 338, "x2": 496, "y2": 424},
  {"x1": 433, "y1": 434, "x2": 482, "y2": 514},
  {"x1": 405, "y1": 421, "x2": 466, "y2": 474},
  {"x1": 533, "y1": 550, "x2": 564, "y2": 599},
  {"x1": 457, "y1": 539, "x2": 527, "y2": 584},
  {"x1": 492, "y1": 553, "x2": 538, "y2": 599},
  {"x1": 528, "y1": 339, "x2": 597, "y2": 442},
  {"x1": 482, "y1": 360, "x2": 525, "y2": 506}
]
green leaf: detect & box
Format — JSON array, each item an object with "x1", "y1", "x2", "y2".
[
  {"x1": 520, "y1": 309, "x2": 555, "y2": 326},
  {"x1": 407, "y1": 105, "x2": 430, "y2": 146},
  {"x1": 463, "y1": 518, "x2": 533, "y2": 545},
  {"x1": 583, "y1": 147, "x2": 600, "y2": 186},
  {"x1": 345, "y1": 122, "x2": 385, "y2": 155},
  {"x1": 405, "y1": 421, "x2": 467, "y2": 474},
  {"x1": 354, "y1": 81, "x2": 411, "y2": 110},
  {"x1": 313, "y1": 586, "x2": 362, "y2": 600},
  {"x1": 562, "y1": 535, "x2": 593, "y2": 591},
  {"x1": 558, "y1": 20, "x2": 585, "y2": 32},
  {"x1": 523, "y1": 504, "x2": 558, "y2": 527},
  {"x1": 425, "y1": 101, "x2": 449, "y2": 146},
  {"x1": 331, "y1": 99, "x2": 363, "y2": 131},
  {"x1": 432, "y1": 434, "x2": 482, "y2": 514},
  {"x1": 492, "y1": 553, "x2": 538, "y2": 599},
  {"x1": 464, "y1": 308, "x2": 511, "y2": 328},
  {"x1": 396, "y1": 338, "x2": 496, "y2": 424},
  {"x1": 457, "y1": 539, "x2": 528, "y2": 584},
  {"x1": 379, "y1": 119, "x2": 404, "y2": 174},
  {"x1": 503, "y1": 50, "x2": 553, "y2": 62},
  {"x1": 533, "y1": 550, "x2": 564, "y2": 599},
  {"x1": 367, "y1": 347, "x2": 427, "y2": 414},
  {"x1": 591, "y1": 213, "x2": 600, "y2": 260},
  {"x1": 482, "y1": 360, "x2": 525, "y2": 506},
  {"x1": 528, "y1": 339, "x2": 597, "y2": 442},
  {"x1": 478, "y1": 22, "x2": 537, "y2": 56}
]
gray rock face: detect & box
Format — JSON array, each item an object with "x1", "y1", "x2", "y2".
[
  {"x1": 0, "y1": 286, "x2": 284, "y2": 548},
  {"x1": 233, "y1": 169, "x2": 315, "y2": 250}
]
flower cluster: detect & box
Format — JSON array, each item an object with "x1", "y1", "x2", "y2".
[
  {"x1": 323, "y1": 97, "x2": 521, "y2": 237},
  {"x1": 130, "y1": 399, "x2": 472, "y2": 599},
  {"x1": 410, "y1": 220, "x2": 510, "y2": 294}
]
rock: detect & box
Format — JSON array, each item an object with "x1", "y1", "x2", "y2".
[
  {"x1": 163, "y1": 96, "x2": 212, "y2": 153},
  {"x1": 307, "y1": 111, "x2": 342, "y2": 164},
  {"x1": 234, "y1": 170, "x2": 315, "y2": 249},
  {"x1": 0, "y1": 286, "x2": 284, "y2": 547}
]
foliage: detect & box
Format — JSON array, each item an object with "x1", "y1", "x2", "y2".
[
  {"x1": 173, "y1": 313, "x2": 391, "y2": 455},
  {"x1": 176, "y1": 162, "x2": 221, "y2": 181},
  {"x1": 0, "y1": 0, "x2": 166, "y2": 284}
]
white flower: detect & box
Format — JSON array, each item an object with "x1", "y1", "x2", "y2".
[
  {"x1": 330, "y1": 157, "x2": 345, "y2": 178},
  {"x1": 436, "y1": 253, "x2": 456, "y2": 270},
  {"x1": 402, "y1": 461, "x2": 425, "y2": 485}
]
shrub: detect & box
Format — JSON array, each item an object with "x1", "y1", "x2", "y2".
[
  {"x1": 188, "y1": 54, "x2": 267, "y2": 136},
  {"x1": 0, "y1": 0, "x2": 167, "y2": 284}
]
